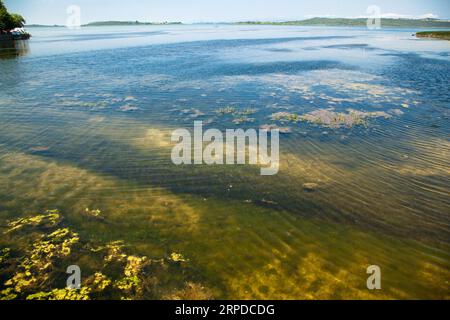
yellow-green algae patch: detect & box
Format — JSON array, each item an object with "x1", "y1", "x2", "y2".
[
  {"x1": 4, "y1": 211, "x2": 60, "y2": 234},
  {"x1": 0, "y1": 211, "x2": 211, "y2": 300}
]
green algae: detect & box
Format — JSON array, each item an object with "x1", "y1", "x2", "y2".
[
  {"x1": 26, "y1": 288, "x2": 91, "y2": 300},
  {"x1": 5, "y1": 211, "x2": 60, "y2": 234},
  {"x1": 216, "y1": 107, "x2": 258, "y2": 124},
  {"x1": 0, "y1": 248, "x2": 10, "y2": 264},
  {"x1": 270, "y1": 109, "x2": 392, "y2": 128},
  {"x1": 216, "y1": 106, "x2": 236, "y2": 115},
  {"x1": 83, "y1": 208, "x2": 103, "y2": 220},
  {"x1": 2, "y1": 215, "x2": 81, "y2": 298},
  {"x1": 0, "y1": 211, "x2": 210, "y2": 300},
  {"x1": 270, "y1": 112, "x2": 302, "y2": 122},
  {"x1": 169, "y1": 252, "x2": 188, "y2": 263},
  {"x1": 88, "y1": 272, "x2": 112, "y2": 292}
]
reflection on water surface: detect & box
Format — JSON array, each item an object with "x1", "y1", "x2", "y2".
[{"x1": 0, "y1": 40, "x2": 30, "y2": 59}]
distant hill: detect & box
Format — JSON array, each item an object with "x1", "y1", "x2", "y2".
[
  {"x1": 25, "y1": 21, "x2": 182, "y2": 28},
  {"x1": 416, "y1": 31, "x2": 450, "y2": 40},
  {"x1": 26, "y1": 24, "x2": 64, "y2": 28},
  {"x1": 83, "y1": 21, "x2": 182, "y2": 27},
  {"x1": 236, "y1": 17, "x2": 450, "y2": 28}
]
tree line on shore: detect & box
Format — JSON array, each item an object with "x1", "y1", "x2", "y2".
[{"x1": 0, "y1": 0, "x2": 25, "y2": 32}]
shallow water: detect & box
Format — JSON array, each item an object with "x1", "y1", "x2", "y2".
[{"x1": 0, "y1": 25, "x2": 449, "y2": 299}]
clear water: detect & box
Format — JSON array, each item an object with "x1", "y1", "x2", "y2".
[{"x1": 0, "y1": 25, "x2": 449, "y2": 299}]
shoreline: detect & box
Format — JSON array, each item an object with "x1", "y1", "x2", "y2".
[
  {"x1": 416, "y1": 31, "x2": 450, "y2": 40},
  {"x1": 0, "y1": 33, "x2": 31, "y2": 41}
]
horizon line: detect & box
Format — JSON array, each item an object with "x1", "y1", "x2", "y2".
[{"x1": 25, "y1": 16, "x2": 450, "y2": 26}]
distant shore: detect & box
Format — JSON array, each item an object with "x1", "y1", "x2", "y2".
[
  {"x1": 26, "y1": 21, "x2": 182, "y2": 28},
  {"x1": 24, "y1": 18, "x2": 450, "y2": 29},
  {"x1": 235, "y1": 17, "x2": 450, "y2": 28},
  {"x1": 416, "y1": 31, "x2": 450, "y2": 40},
  {"x1": 0, "y1": 33, "x2": 30, "y2": 41}
]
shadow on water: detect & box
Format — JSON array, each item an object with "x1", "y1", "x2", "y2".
[{"x1": 0, "y1": 40, "x2": 30, "y2": 59}]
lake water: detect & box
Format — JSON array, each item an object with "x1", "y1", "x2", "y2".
[{"x1": 0, "y1": 25, "x2": 449, "y2": 299}]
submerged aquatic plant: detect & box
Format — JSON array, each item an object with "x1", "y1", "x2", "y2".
[
  {"x1": 2, "y1": 226, "x2": 80, "y2": 298},
  {"x1": 26, "y1": 287, "x2": 91, "y2": 300},
  {"x1": 104, "y1": 241, "x2": 128, "y2": 263},
  {"x1": 163, "y1": 282, "x2": 214, "y2": 300},
  {"x1": 84, "y1": 208, "x2": 103, "y2": 219},
  {"x1": 5, "y1": 210, "x2": 60, "y2": 233},
  {"x1": 232, "y1": 116, "x2": 255, "y2": 124},
  {"x1": 87, "y1": 272, "x2": 112, "y2": 292},
  {"x1": 270, "y1": 112, "x2": 302, "y2": 122},
  {"x1": 169, "y1": 252, "x2": 188, "y2": 263},
  {"x1": 235, "y1": 108, "x2": 257, "y2": 116},
  {"x1": 0, "y1": 248, "x2": 10, "y2": 264},
  {"x1": 115, "y1": 255, "x2": 149, "y2": 297},
  {"x1": 0, "y1": 211, "x2": 210, "y2": 300}
]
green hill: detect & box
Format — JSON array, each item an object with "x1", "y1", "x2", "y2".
[{"x1": 236, "y1": 17, "x2": 450, "y2": 28}]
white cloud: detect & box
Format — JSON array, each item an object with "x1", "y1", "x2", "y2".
[
  {"x1": 377, "y1": 13, "x2": 439, "y2": 19},
  {"x1": 417, "y1": 13, "x2": 439, "y2": 19}
]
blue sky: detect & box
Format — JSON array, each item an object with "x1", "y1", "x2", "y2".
[{"x1": 4, "y1": 0, "x2": 450, "y2": 24}]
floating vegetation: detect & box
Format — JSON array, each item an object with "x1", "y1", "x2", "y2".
[
  {"x1": 270, "y1": 109, "x2": 392, "y2": 128},
  {"x1": 260, "y1": 124, "x2": 292, "y2": 134},
  {"x1": 232, "y1": 117, "x2": 255, "y2": 124},
  {"x1": 270, "y1": 112, "x2": 301, "y2": 122},
  {"x1": 215, "y1": 107, "x2": 258, "y2": 124},
  {"x1": 57, "y1": 99, "x2": 109, "y2": 110},
  {"x1": 300, "y1": 109, "x2": 391, "y2": 128},
  {"x1": 0, "y1": 248, "x2": 10, "y2": 264},
  {"x1": 217, "y1": 107, "x2": 257, "y2": 116},
  {"x1": 2, "y1": 213, "x2": 80, "y2": 299},
  {"x1": 236, "y1": 108, "x2": 257, "y2": 116},
  {"x1": 216, "y1": 106, "x2": 236, "y2": 115}
]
